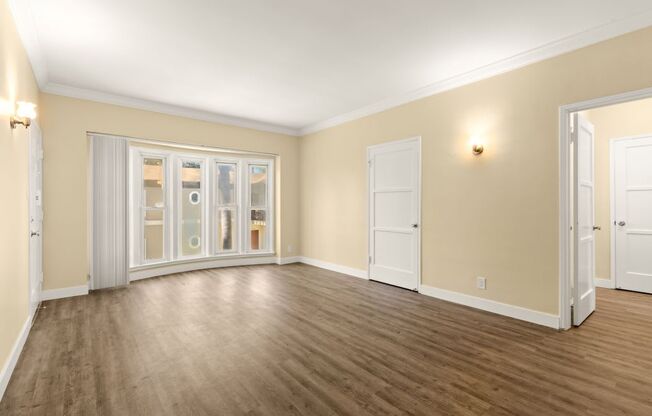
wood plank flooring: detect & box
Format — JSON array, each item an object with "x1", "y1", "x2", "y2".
[{"x1": 2, "y1": 263, "x2": 652, "y2": 415}]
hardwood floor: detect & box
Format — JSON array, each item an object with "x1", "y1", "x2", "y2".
[{"x1": 2, "y1": 264, "x2": 652, "y2": 415}]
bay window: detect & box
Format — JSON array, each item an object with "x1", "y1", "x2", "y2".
[{"x1": 130, "y1": 147, "x2": 274, "y2": 268}]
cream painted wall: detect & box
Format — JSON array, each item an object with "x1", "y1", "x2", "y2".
[
  {"x1": 39, "y1": 94, "x2": 300, "y2": 291},
  {"x1": 300, "y1": 27, "x2": 652, "y2": 315},
  {"x1": 583, "y1": 97, "x2": 652, "y2": 282},
  {"x1": 0, "y1": 0, "x2": 39, "y2": 381}
]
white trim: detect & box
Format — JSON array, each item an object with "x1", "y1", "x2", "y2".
[
  {"x1": 40, "y1": 285, "x2": 89, "y2": 301},
  {"x1": 12, "y1": 0, "x2": 652, "y2": 137},
  {"x1": 7, "y1": 0, "x2": 48, "y2": 87},
  {"x1": 130, "y1": 255, "x2": 278, "y2": 280},
  {"x1": 594, "y1": 278, "x2": 616, "y2": 289},
  {"x1": 559, "y1": 87, "x2": 652, "y2": 330},
  {"x1": 419, "y1": 284, "x2": 560, "y2": 329},
  {"x1": 0, "y1": 315, "x2": 32, "y2": 401},
  {"x1": 301, "y1": 11, "x2": 652, "y2": 135},
  {"x1": 277, "y1": 256, "x2": 301, "y2": 265},
  {"x1": 298, "y1": 257, "x2": 369, "y2": 280},
  {"x1": 42, "y1": 83, "x2": 300, "y2": 137}
]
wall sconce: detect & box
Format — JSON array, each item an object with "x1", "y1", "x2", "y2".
[
  {"x1": 10, "y1": 101, "x2": 37, "y2": 129},
  {"x1": 471, "y1": 142, "x2": 484, "y2": 155}
]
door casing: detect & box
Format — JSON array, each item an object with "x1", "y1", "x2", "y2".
[{"x1": 559, "y1": 86, "x2": 652, "y2": 330}]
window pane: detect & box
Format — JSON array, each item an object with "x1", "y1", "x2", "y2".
[
  {"x1": 181, "y1": 160, "x2": 202, "y2": 256},
  {"x1": 216, "y1": 208, "x2": 236, "y2": 252},
  {"x1": 250, "y1": 209, "x2": 267, "y2": 250},
  {"x1": 250, "y1": 165, "x2": 267, "y2": 207},
  {"x1": 216, "y1": 163, "x2": 236, "y2": 205},
  {"x1": 143, "y1": 158, "x2": 164, "y2": 208},
  {"x1": 144, "y1": 210, "x2": 164, "y2": 260}
]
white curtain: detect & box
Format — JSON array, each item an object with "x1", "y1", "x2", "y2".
[{"x1": 91, "y1": 134, "x2": 129, "y2": 289}]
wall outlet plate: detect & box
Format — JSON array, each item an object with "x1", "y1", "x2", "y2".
[{"x1": 477, "y1": 276, "x2": 487, "y2": 290}]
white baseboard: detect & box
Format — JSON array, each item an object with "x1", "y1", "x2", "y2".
[
  {"x1": 41, "y1": 285, "x2": 89, "y2": 301},
  {"x1": 298, "y1": 256, "x2": 368, "y2": 279},
  {"x1": 277, "y1": 256, "x2": 301, "y2": 265},
  {"x1": 419, "y1": 285, "x2": 560, "y2": 329},
  {"x1": 594, "y1": 277, "x2": 616, "y2": 289},
  {"x1": 0, "y1": 314, "x2": 32, "y2": 401},
  {"x1": 130, "y1": 256, "x2": 278, "y2": 281}
]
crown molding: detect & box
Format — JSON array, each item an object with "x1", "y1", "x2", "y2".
[
  {"x1": 300, "y1": 9, "x2": 652, "y2": 135},
  {"x1": 10, "y1": 0, "x2": 300, "y2": 136},
  {"x1": 42, "y1": 83, "x2": 300, "y2": 136},
  {"x1": 8, "y1": 0, "x2": 48, "y2": 87},
  {"x1": 10, "y1": 0, "x2": 652, "y2": 138}
]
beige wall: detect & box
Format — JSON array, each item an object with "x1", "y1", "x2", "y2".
[
  {"x1": 300, "y1": 27, "x2": 652, "y2": 315},
  {"x1": 39, "y1": 94, "x2": 300, "y2": 290},
  {"x1": 0, "y1": 0, "x2": 40, "y2": 379},
  {"x1": 583, "y1": 97, "x2": 652, "y2": 282}
]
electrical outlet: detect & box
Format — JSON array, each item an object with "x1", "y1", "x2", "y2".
[
  {"x1": 288, "y1": 244, "x2": 293, "y2": 253},
  {"x1": 477, "y1": 276, "x2": 487, "y2": 290}
]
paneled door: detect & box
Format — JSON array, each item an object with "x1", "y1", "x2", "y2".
[
  {"x1": 573, "y1": 114, "x2": 597, "y2": 326},
  {"x1": 368, "y1": 137, "x2": 420, "y2": 290},
  {"x1": 613, "y1": 136, "x2": 652, "y2": 293},
  {"x1": 29, "y1": 123, "x2": 43, "y2": 317}
]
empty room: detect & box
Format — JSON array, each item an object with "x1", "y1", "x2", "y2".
[{"x1": 2, "y1": 0, "x2": 652, "y2": 415}]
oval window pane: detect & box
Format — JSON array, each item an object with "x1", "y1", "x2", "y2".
[{"x1": 181, "y1": 160, "x2": 202, "y2": 256}]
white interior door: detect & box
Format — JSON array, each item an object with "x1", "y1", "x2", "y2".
[
  {"x1": 613, "y1": 136, "x2": 652, "y2": 294},
  {"x1": 368, "y1": 138, "x2": 420, "y2": 290},
  {"x1": 29, "y1": 123, "x2": 44, "y2": 317},
  {"x1": 573, "y1": 114, "x2": 597, "y2": 325}
]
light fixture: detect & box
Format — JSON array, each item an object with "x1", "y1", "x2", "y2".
[
  {"x1": 10, "y1": 101, "x2": 37, "y2": 129},
  {"x1": 471, "y1": 142, "x2": 484, "y2": 155}
]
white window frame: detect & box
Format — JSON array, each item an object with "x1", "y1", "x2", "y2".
[
  {"x1": 133, "y1": 150, "x2": 172, "y2": 266},
  {"x1": 213, "y1": 157, "x2": 241, "y2": 255},
  {"x1": 245, "y1": 159, "x2": 274, "y2": 254},
  {"x1": 129, "y1": 145, "x2": 275, "y2": 268},
  {"x1": 175, "y1": 155, "x2": 209, "y2": 260}
]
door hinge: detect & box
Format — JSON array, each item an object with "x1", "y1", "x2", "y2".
[{"x1": 368, "y1": 256, "x2": 372, "y2": 264}]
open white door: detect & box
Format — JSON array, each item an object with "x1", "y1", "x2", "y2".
[
  {"x1": 613, "y1": 136, "x2": 652, "y2": 293},
  {"x1": 368, "y1": 138, "x2": 420, "y2": 290},
  {"x1": 29, "y1": 123, "x2": 44, "y2": 317},
  {"x1": 573, "y1": 114, "x2": 596, "y2": 325}
]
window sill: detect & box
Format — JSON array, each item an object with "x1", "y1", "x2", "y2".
[{"x1": 129, "y1": 252, "x2": 277, "y2": 281}]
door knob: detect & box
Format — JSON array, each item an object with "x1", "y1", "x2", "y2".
[
  {"x1": 592, "y1": 226, "x2": 601, "y2": 231},
  {"x1": 617, "y1": 221, "x2": 626, "y2": 227}
]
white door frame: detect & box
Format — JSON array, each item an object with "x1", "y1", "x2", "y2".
[
  {"x1": 367, "y1": 136, "x2": 422, "y2": 291},
  {"x1": 559, "y1": 86, "x2": 652, "y2": 329}
]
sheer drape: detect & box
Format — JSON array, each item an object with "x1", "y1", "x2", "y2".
[{"x1": 90, "y1": 134, "x2": 129, "y2": 289}]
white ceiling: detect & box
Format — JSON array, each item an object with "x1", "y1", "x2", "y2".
[{"x1": 11, "y1": 0, "x2": 652, "y2": 135}]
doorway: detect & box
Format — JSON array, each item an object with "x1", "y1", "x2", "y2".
[
  {"x1": 367, "y1": 137, "x2": 421, "y2": 291},
  {"x1": 561, "y1": 89, "x2": 652, "y2": 328}
]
